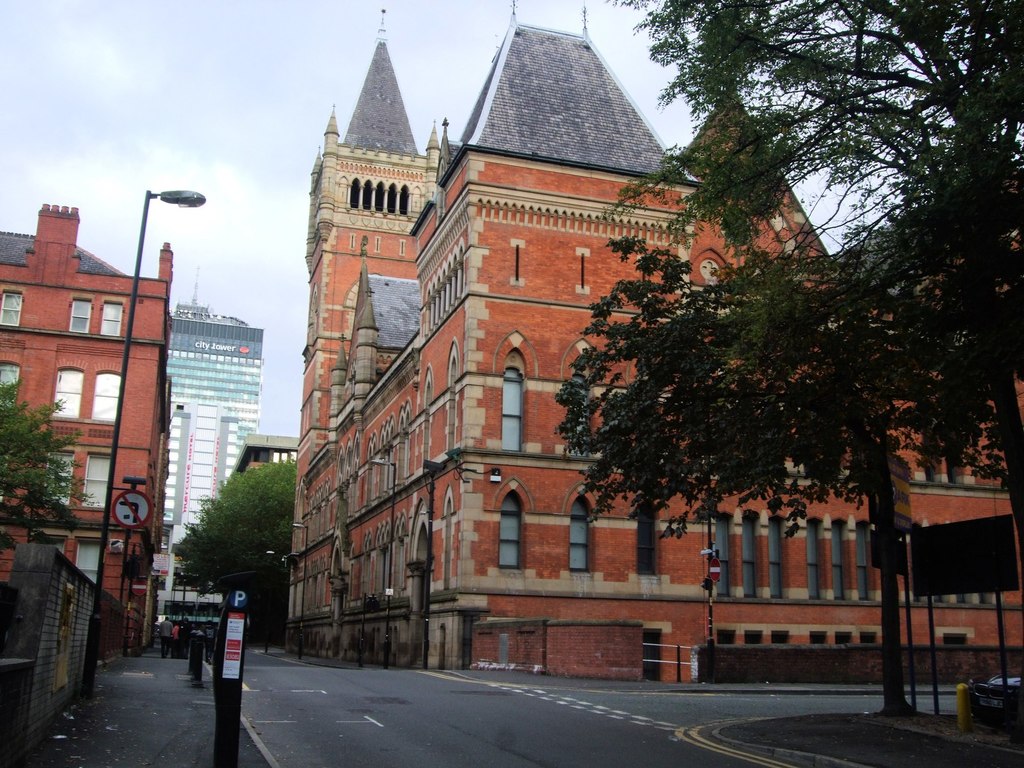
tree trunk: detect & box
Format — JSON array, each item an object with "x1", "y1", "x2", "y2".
[
  {"x1": 987, "y1": 370, "x2": 1024, "y2": 743},
  {"x1": 870, "y1": 476, "x2": 914, "y2": 716}
]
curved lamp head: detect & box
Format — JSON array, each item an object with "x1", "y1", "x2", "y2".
[{"x1": 158, "y1": 190, "x2": 206, "y2": 208}]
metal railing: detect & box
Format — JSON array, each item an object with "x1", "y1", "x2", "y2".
[{"x1": 642, "y1": 642, "x2": 694, "y2": 683}]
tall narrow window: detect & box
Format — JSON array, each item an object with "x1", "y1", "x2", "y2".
[
  {"x1": 92, "y1": 373, "x2": 120, "y2": 421},
  {"x1": 446, "y1": 360, "x2": 458, "y2": 450},
  {"x1": 768, "y1": 516, "x2": 783, "y2": 598},
  {"x1": 715, "y1": 515, "x2": 731, "y2": 593},
  {"x1": 569, "y1": 498, "x2": 589, "y2": 571},
  {"x1": 855, "y1": 522, "x2": 870, "y2": 599},
  {"x1": 362, "y1": 180, "x2": 373, "y2": 210},
  {"x1": 387, "y1": 184, "x2": 397, "y2": 213},
  {"x1": 742, "y1": 515, "x2": 758, "y2": 597},
  {"x1": 375, "y1": 182, "x2": 385, "y2": 212},
  {"x1": 831, "y1": 520, "x2": 846, "y2": 599},
  {"x1": 399, "y1": 186, "x2": 410, "y2": 215},
  {"x1": 806, "y1": 519, "x2": 821, "y2": 599},
  {"x1": 499, "y1": 493, "x2": 522, "y2": 568},
  {"x1": 84, "y1": 455, "x2": 110, "y2": 507},
  {"x1": 1, "y1": 292, "x2": 23, "y2": 325},
  {"x1": 55, "y1": 369, "x2": 84, "y2": 418},
  {"x1": 501, "y1": 367, "x2": 523, "y2": 451},
  {"x1": 636, "y1": 505, "x2": 655, "y2": 574},
  {"x1": 566, "y1": 372, "x2": 590, "y2": 456},
  {"x1": 423, "y1": 379, "x2": 433, "y2": 461},
  {"x1": 70, "y1": 299, "x2": 91, "y2": 332},
  {"x1": 515, "y1": 244, "x2": 521, "y2": 281},
  {"x1": 101, "y1": 303, "x2": 123, "y2": 336},
  {"x1": 350, "y1": 179, "x2": 361, "y2": 208}
]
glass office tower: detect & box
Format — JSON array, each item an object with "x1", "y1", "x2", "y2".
[
  {"x1": 159, "y1": 301, "x2": 264, "y2": 618},
  {"x1": 166, "y1": 301, "x2": 263, "y2": 438}
]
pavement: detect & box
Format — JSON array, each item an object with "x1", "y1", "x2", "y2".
[{"x1": 23, "y1": 646, "x2": 1024, "y2": 768}]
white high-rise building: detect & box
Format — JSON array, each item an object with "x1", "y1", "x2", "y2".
[{"x1": 159, "y1": 301, "x2": 264, "y2": 619}]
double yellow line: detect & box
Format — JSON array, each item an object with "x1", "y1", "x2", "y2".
[{"x1": 676, "y1": 724, "x2": 801, "y2": 768}]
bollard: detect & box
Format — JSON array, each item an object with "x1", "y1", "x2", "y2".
[
  {"x1": 189, "y1": 635, "x2": 204, "y2": 687},
  {"x1": 956, "y1": 683, "x2": 973, "y2": 733}
]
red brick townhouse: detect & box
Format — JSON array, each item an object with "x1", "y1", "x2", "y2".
[
  {"x1": 290, "y1": 19, "x2": 1022, "y2": 681},
  {"x1": 0, "y1": 204, "x2": 172, "y2": 653}
]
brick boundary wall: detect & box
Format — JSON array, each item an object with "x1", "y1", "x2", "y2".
[
  {"x1": 471, "y1": 618, "x2": 644, "y2": 680},
  {"x1": 699, "y1": 643, "x2": 1024, "y2": 684},
  {"x1": 0, "y1": 545, "x2": 97, "y2": 768}
]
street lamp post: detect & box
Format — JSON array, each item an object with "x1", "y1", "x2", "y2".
[
  {"x1": 81, "y1": 189, "x2": 205, "y2": 698},
  {"x1": 421, "y1": 459, "x2": 445, "y2": 669}
]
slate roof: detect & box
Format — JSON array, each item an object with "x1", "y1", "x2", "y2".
[
  {"x1": 344, "y1": 41, "x2": 419, "y2": 155},
  {"x1": 367, "y1": 274, "x2": 419, "y2": 349},
  {"x1": 460, "y1": 23, "x2": 665, "y2": 176},
  {"x1": 0, "y1": 232, "x2": 31, "y2": 266},
  {"x1": 0, "y1": 231, "x2": 123, "y2": 275}
]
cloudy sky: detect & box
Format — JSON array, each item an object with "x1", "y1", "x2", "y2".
[{"x1": 1, "y1": 0, "x2": 695, "y2": 436}]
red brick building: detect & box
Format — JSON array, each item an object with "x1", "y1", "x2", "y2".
[
  {"x1": 292, "y1": 21, "x2": 1022, "y2": 681},
  {"x1": 0, "y1": 204, "x2": 172, "y2": 652}
]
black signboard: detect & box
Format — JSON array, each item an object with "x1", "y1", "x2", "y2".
[{"x1": 911, "y1": 516, "x2": 1019, "y2": 597}]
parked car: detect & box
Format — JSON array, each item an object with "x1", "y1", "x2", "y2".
[{"x1": 968, "y1": 673, "x2": 1020, "y2": 725}]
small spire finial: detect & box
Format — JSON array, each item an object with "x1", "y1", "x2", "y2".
[
  {"x1": 511, "y1": 0, "x2": 517, "y2": 18},
  {"x1": 582, "y1": 2, "x2": 589, "y2": 34},
  {"x1": 192, "y1": 267, "x2": 200, "y2": 305},
  {"x1": 377, "y1": 8, "x2": 387, "y2": 40}
]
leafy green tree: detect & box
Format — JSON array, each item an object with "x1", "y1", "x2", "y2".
[
  {"x1": 560, "y1": 234, "x2": 995, "y2": 712},
  {"x1": 0, "y1": 381, "x2": 81, "y2": 550},
  {"x1": 600, "y1": 0, "x2": 1023, "y2": 724},
  {"x1": 176, "y1": 460, "x2": 295, "y2": 639}
]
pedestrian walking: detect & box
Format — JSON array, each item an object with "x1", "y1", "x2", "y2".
[{"x1": 159, "y1": 617, "x2": 173, "y2": 658}]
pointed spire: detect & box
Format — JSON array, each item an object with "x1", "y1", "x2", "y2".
[
  {"x1": 325, "y1": 107, "x2": 339, "y2": 139},
  {"x1": 344, "y1": 39, "x2": 417, "y2": 155},
  {"x1": 437, "y1": 118, "x2": 451, "y2": 180},
  {"x1": 355, "y1": 245, "x2": 378, "y2": 332}
]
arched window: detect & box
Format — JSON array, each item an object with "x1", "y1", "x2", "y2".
[
  {"x1": 446, "y1": 356, "x2": 458, "y2": 451},
  {"x1": 499, "y1": 493, "x2": 522, "y2": 568},
  {"x1": 423, "y1": 376, "x2": 433, "y2": 461},
  {"x1": 569, "y1": 497, "x2": 589, "y2": 571},
  {"x1": 399, "y1": 185, "x2": 410, "y2": 215},
  {"x1": 566, "y1": 372, "x2": 590, "y2": 456},
  {"x1": 375, "y1": 182, "x2": 385, "y2": 212},
  {"x1": 387, "y1": 184, "x2": 397, "y2": 213},
  {"x1": 55, "y1": 369, "x2": 84, "y2": 418},
  {"x1": 92, "y1": 373, "x2": 120, "y2": 421},
  {"x1": 501, "y1": 367, "x2": 524, "y2": 452},
  {"x1": 350, "y1": 179, "x2": 361, "y2": 208},
  {"x1": 362, "y1": 180, "x2": 373, "y2": 210}
]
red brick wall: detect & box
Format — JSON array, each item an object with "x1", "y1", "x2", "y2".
[
  {"x1": 472, "y1": 618, "x2": 644, "y2": 680},
  {"x1": 703, "y1": 643, "x2": 1023, "y2": 685}
]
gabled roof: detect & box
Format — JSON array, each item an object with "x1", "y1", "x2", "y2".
[
  {"x1": 367, "y1": 274, "x2": 419, "y2": 349},
  {"x1": 0, "y1": 231, "x2": 123, "y2": 275},
  {"x1": 459, "y1": 22, "x2": 665, "y2": 175},
  {"x1": 344, "y1": 41, "x2": 418, "y2": 155}
]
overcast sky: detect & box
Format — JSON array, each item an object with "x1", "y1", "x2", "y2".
[{"x1": 1, "y1": 0, "x2": 695, "y2": 437}]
